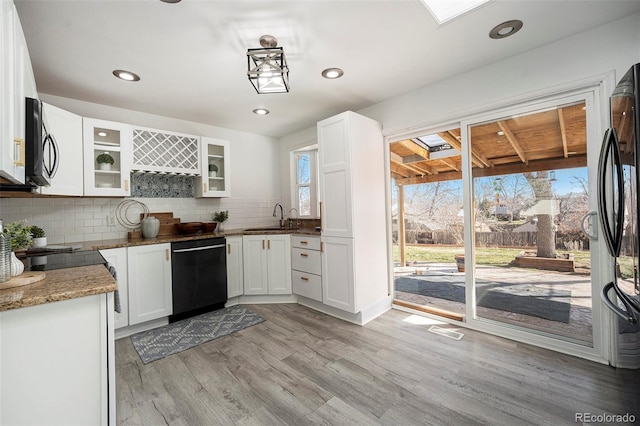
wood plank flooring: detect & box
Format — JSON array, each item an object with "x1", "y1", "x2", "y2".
[{"x1": 116, "y1": 304, "x2": 640, "y2": 425}]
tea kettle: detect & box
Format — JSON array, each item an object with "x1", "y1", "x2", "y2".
[{"x1": 141, "y1": 216, "x2": 160, "y2": 238}]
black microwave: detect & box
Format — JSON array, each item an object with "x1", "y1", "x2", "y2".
[{"x1": 25, "y1": 97, "x2": 58, "y2": 187}]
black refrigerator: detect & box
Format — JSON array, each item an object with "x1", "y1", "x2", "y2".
[{"x1": 598, "y1": 62, "x2": 640, "y2": 368}]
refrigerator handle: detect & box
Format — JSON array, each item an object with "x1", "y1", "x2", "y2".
[
  {"x1": 580, "y1": 211, "x2": 598, "y2": 240},
  {"x1": 601, "y1": 282, "x2": 637, "y2": 323},
  {"x1": 598, "y1": 129, "x2": 620, "y2": 256},
  {"x1": 610, "y1": 129, "x2": 625, "y2": 257}
]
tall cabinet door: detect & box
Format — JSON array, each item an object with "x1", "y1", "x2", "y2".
[
  {"x1": 127, "y1": 243, "x2": 172, "y2": 325},
  {"x1": 242, "y1": 235, "x2": 269, "y2": 295},
  {"x1": 39, "y1": 103, "x2": 83, "y2": 196},
  {"x1": 321, "y1": 235, "x2": 356, "y2": 313},
  {"x1": 318, "y1": 113, "x2": 353, "y2": 238}
]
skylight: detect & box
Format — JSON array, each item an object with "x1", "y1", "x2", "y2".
[{"x1": 419, "y1": 0, "x2": 491, "y2": 25}]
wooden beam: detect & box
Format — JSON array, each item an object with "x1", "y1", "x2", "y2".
[
  {"x1": 391, "y1": 153, "x2": 435, "y2": 176},
  {"x1": 439, "y1": 131, "x2": 491, "y2": 168},
  {"x1": 394, "y1": 155, "x2": 587, "y2": 185},
  {"x1": 558, "y1": 108, "x2": 569, "y2": 158},
  {"x1": 438, "y1": 157, "x2": 459, "y2": 172},
  {"x1": 399, "y1": 140, "x2": 429, "y2": 160},
  {"x1": 497, "y1": 121, "x2": 527, "y2": 163}
]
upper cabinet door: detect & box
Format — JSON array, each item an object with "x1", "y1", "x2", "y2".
[
  {"x1": 195, "y1": 136, "x2": 231, "y2": 198},
  {"x1": 318, "y1": 112, "x2": 353, "y2": 238},
  {"x1": 83, "y1": 118, "x2": 132, "y2": 196},
  {"x1": 38, "y1": 103, "x2": 83, "y2": 196}
]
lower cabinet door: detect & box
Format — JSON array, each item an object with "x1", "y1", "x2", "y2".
[
  {"x1": 226, "y1": 236, "x2": 244, "y2": 298},
  {"x1": 127, "y1": 243, "x2": 172, "y2": 325},
  {"x1": 321, "y1": 236, "x2": 356, "y2": 313}
]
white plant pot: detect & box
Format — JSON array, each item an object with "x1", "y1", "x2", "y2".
[
  {"x1": 209, "y1": 171, "x2": 217, "y2": 178},
  {"x1": 99, "y1": 163, "x2": 112, "y2": 171},
  {"x1": 32, "y1": 237, "x2": 47, "y2": 248}
]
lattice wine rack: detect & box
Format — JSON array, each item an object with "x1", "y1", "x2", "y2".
[{"x1": 132, "y1": 129, "x2": 199, "y2": 174}]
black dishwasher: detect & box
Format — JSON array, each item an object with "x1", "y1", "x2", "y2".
[{"x1": 170, "y1": 237, "x2": 227, "y2": 322}]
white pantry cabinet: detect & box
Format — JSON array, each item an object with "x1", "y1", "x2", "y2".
[
  {"x1": 195, "y1": 136, "x2": 231, "y2": 197},
  {"x1": 127, "y1": 243, "x2": 172, "y2": 325},
  {"x1": 226, "y1": 235, "x2": 244, "y2": 298},
  {"x1": 38, "y1": 102, "x2": 84, "y2": 196},
  {"x1": 0, "y1": 293, "x2": 114, "y2": 425},
  {"x1": 317, "y1": 111, "x2": 388, "y2": 314},
  {"x1": 83, "y1": 118, "x2": 132, "y2": 196},
  {"x1": 242, "y1": 234, "x2": 291, "y2": 295},
  {"x1": 0, "y1": 0, "x2": 36, "y2": 184},
  {"x1": 100, "y1": 247, "x2": 129, "y2": 329}
]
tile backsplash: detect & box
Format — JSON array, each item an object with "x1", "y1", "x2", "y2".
[{"x1": 0, "y1": 197, "x2": 282, "y2": 244}]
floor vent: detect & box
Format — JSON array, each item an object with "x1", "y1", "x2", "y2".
[{"x1": 428, "y1": 325, "x2": 464, "y2": 340}]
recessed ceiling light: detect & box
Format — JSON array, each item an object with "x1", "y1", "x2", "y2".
[
  {"x1": 489, "y1": 20, "x2": 523, "y2": 39},
  {"x1": 97, "y1": 131, "x2": 108, "y2": 137},
  {"x1": 112, "y1": 69, "x2": 140, "y2": 82},
  {"x1": 253, "y1": 108, "x2": 270, "y2": 115},
  {"x1": 321, "y1": 68, "x2": 344, "y2": 79},
  {"x1": 497, "y1": 131, "x2": 504, "y2": 136},
  {"x1": 160, "y1": 0, "x2": 181, "y2": 2}
]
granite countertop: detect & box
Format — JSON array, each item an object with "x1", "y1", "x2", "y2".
[
  {"x1": 0, "y1": 226, "x2": 320, "y2": 313},
  {"x1": 82, "y1": 227, "x2": 321, "y2": 251},
  {"x1": 0, "y1": 264, "x2": 117, "y2": 312}
]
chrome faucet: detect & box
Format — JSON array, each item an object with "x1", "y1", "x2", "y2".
[
  {"x1": 273, "y1": 203, "x2": 285, "y2": 228},
  {"x1": 288, "y1": 208, "x2": 300, "y2": 229}
]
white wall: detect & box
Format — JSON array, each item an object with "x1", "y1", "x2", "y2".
[
  {"x1": 1, "y1": 96, "x2": 286, "y2": 244},
  {"x1": 360, "y1": 12, "x2": 640, "y2": 137},
  {"x1": 41, "y1": 94, "x2": 282, "y2": 200}
]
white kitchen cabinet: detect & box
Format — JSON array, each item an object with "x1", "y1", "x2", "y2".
[
  {"x1": 317, "y1": 111, "x2": 388, "y2": 314},
  {"x1": 226, "y1": 235, "x2": 244, "y2": 298},
  {"x1": 195, "y1": 136, "x2": 231, "y2": 198},
  {"x1": 291, "y1": 235, "x2": 322, "y2": 302},
  {"x1": 0, "y1": 293, "x2": 114, "y2": 425},
  {"x1": 38, "y1": 102, "x2": 84, "y2": 196},
  {"x1": 0, "y1": 0, "x2": 36, "y2": 184},
  {"x1": 131, "y1": 126, "x2": 200, "y2": 175},
  {"x1": 242, "y1": 234, "x2": 291, "y2": 295},
  {"x1": 83, "y1": 117, "x2": 132, "y2": 196},
  {"x1": 100, "y1": 247, "x2": 129, "y2": 329},
  {"x1": 127, "y1": 243, "x2": 172, "y2": 325}
]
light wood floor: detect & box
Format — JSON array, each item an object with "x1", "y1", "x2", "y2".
[{"x1": 116, "y1": 304, "x2": 640, "y2": 425}]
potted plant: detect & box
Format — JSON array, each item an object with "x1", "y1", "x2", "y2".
[
  {"x1": 29, "y1": 225, "x2": 47, "y2": 248},
  {"x1": 3, "y1": 220, "x2": 33, "y2": 276},
  {"x1": 208, "y1": 163, "x2": 218, "y2": 178},
  {"x1": 96, "y1": 152, "x2": 115, "y2": 171},
  {"x1": 212, "y1": 210, "x2": 229, "y2": 231}
]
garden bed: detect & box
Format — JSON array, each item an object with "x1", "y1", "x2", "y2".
[{"x1": 514, "y1": 251, "x2": 575, "y2": 272}]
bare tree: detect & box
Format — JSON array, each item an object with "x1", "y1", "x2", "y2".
[{"x1": 524, "y1": 171, "x2": 556, "y2": 258}]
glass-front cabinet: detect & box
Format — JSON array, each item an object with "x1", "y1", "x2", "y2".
[
  {"x1": 195, "y1": 136, "x2": 230, "y2": 198},
  {"x1": 83, "y1": 118, "x2": 131, "y2": 196}
]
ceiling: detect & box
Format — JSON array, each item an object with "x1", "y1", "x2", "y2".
[
  {"x1": 390, "y1": 101, "x2": 587, "y2": 186},
  {"x1": 14, "y1": 0, "x2": 640, "y2": 139}
]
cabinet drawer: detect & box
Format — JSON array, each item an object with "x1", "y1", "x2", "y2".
[
  {"x1": 291, "y1": 248, "x2": 321, "y2": 275},
  {"x1": 291, "y1": 235, "x2": 321, "y2": 250},
  {"x1": 292, "y1": 270, "x2": 322, "y2": 302}
]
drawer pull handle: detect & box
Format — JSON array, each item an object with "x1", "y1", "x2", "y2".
[
  {"x1": 262, "y1": 240, "x2": 265, "y2": 250},
  {"x1": 13, "y1": 138, "x2": 25, "y2": 166},
  {"x1": 300, "y1": 276, "x2": 309, "y2": 281},
  {"x1": 300, "y1": 253, "x2": 309, "y2": 257},
  {"x1": 227, "y1": 243, "x2": 231, "y2": 254},
  {"x1": 268, "y1": 240, "x2": 271, "y2": 250},
  {"x1": 166, "y1": 249, "x2": 170, "y2": 261},
  {"x1": 300, "y1": 240, "x2": 308, "y2": 244}
]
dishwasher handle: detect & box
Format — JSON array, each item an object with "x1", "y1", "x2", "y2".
[{"x1": 173, "y1": 244, "x2": 225, "y2": 253}]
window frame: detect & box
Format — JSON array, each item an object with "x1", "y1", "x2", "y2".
[{"x1": 291, "y1": 147, "x2": 319, "y2": 218}]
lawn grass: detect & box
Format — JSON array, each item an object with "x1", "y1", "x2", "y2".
[{"x1": 394, "y1": 244, "x2": 593, "y2": 269}]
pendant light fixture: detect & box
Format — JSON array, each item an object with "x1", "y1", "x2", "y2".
[{"x1": 247, "y1": 35, "x2": 290, "y2": 94}]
